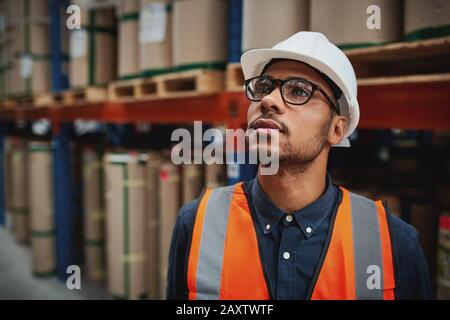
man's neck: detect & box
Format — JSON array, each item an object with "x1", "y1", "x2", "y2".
[{"x1": 257, "y1": 158, "x2": 327, "y2": 214}]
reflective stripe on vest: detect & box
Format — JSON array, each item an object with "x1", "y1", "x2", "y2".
[{"x1": 187, "y1": 183, "x2": 396, "y2": 300}]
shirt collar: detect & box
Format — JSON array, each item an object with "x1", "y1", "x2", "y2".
[{"x1": 250, "y1": 174, "x2": 338, "y2": 239}]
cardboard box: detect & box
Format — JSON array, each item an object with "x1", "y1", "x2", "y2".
[
  {"x1": 105, "y1": 152, "x2": 148, "y2": 299},
  {"x1": 243, "y1": 0, "x2": 309, "y2": 51},
  {"x1": 139, "y1": 0, "x2": 172, "y2": 76},
  {"x1": 82, "y1": 149, "x2": 105, "y2": 281},
  {"x1": 145, "y1": 151, "x2": 164, "y2": 299},
  {"x1": 28, "y1": 141, "x2": 55, "y2": 276},
  {"x1": 159, "y1": 162, "x2": 180, "y2": 298},
  {"x1": 310, "y1": 0, "x2": 402, "y2": 47},
  {"x1": 173, "y1": 0, "x2": 227, "y2": 68},
  {"x1": 118, "y1": 0, "x2": 140, "y2": 79}
]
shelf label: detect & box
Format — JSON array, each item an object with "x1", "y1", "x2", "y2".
[
  {"x1": 70, "y1": 29, "x2": 87, "y2": 58},
  {"x1": 139, "y1": 2, "x2": 167, "y2": 44},
  {"x1": 20, "y1": 55, "x2": 33, "y2": 79}
]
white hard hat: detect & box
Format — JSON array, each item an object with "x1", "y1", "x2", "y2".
[{"x1": 241, "y1": 31, "x2": 359, "y2": 147}]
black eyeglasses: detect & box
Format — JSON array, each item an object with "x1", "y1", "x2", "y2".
[{"x1": 245, "y1": 76, "x2": 341, "y2": 115}]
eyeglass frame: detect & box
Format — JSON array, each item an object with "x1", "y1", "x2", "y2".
[{"x1": 244, "y1": 75, "x2": 341, "y2": 115}]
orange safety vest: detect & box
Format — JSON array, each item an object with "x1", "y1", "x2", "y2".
[{"x1": 187, "y1": 182, "x2": 396, "y2": 300}]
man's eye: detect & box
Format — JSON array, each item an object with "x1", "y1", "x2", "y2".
[
  {"x1": 254, "y1": 83, "x2": 273, "y2": 94},
  {"x1": 290, "y1": 87, "x2": 308, "y2": 97}
]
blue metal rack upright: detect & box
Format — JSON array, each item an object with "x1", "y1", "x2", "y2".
[
  {"x1": 228, "y1": 0, "x2": 243, "y2": 63},
  {"x1": 50, "y1": 0, "x2": 74, "y2": 281}
]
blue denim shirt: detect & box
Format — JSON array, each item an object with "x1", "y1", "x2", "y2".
[{"x1": 166, "y1": 177, "x2": 433, "y2": 299}]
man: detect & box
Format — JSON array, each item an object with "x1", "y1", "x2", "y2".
[{"x1": 167, "y1": 32, "x2": 432, "y2": 299}]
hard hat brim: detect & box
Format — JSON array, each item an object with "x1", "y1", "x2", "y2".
[{"x1": 241, "y1": 48, "x2": 359, "y2": 143}]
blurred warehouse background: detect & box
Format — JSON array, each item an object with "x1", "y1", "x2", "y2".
[{"x1": 0, "y1": 0, "x2": 449, "y2": 300}]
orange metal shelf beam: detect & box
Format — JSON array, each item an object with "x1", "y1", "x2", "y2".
[{"x1": 1, "y1": 80, "x2": 449, "y2": 130}]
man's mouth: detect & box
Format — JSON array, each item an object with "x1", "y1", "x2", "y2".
[{"x1": 251, "y1": 119, "x2": 285, "y2": 133}]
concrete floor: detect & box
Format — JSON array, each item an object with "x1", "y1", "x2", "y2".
[{"x1": 0, "y1": 226, "x2": 109, "y2": 300}]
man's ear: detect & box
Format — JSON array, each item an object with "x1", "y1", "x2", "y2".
[{"x1": 328, "y1": 115, "x2": 348, "y2": 145}]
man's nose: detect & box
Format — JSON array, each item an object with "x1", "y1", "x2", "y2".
[{"x1": 259, "y1": 88, "x2": 285, "y2": 114}]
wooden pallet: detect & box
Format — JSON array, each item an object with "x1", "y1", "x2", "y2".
[
  {"x1": 0, "y1": 95, "x2": 37, "y2": 109},
  {"x1": 153, "y1": 69, "x2": 225, "y2": 98},
  {"x1": 0, "y1": 98, "x2": 16, "y2": 111},
  {"x1": 344, "y1": 36, "x2": 450, "y2": 78},
  {"x1": 34, "y1": 92, "x2": 65, "y2": 107},
  {"x1": 223, "y1": 37, "x2": 450, "y2": 86},
  {"x1": 108, "y1": 79, "x2": 141, "y2": 102},
  {"x1": 226, "y1": 63, "x2": 245, "y2": 92},
  {"x1": 62, "y1": 86, "x2": 107, "y2": 105}
]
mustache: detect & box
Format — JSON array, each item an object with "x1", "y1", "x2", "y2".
[{"x1": 247, "y1": 114, "x2": 289, "y2": 134}]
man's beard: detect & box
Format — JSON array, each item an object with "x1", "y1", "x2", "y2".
[{"x1": 277, "y1": 116, "x2": 333, "y2": 176}]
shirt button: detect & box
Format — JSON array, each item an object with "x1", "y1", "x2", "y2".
[
  {"x1": 306, "y1": 227, "x2": 312, "y2": 234},
  {"x1": 285, "y1": 215, "x2": 293, "y2": 223},
  {"x1": 283, "y1": 252, "x2": 290, "y2": 260},
  {"x1": 265, "y1": 224, "x2": 271, "y2": 231}
]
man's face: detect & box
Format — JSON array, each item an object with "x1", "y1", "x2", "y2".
[{"x1": 247, "y1": 60, "x2": 342, "y2": 172}]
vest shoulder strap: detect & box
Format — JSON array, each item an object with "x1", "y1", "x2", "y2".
[
  {"x1": 311, "y1": 187, "x2": 396, "y2": 300},
  {"x1": 187, "y1": 183, "x2": 270, "y2": 300}
]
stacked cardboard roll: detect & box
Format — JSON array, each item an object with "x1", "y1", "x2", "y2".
[
  {"x1": 437, "y1": 213, "x2": 450, "y2": 300},
  {"x1": 242, "y1": 0, "x2": 309, "y2": 51},
  {"x1": 3, "y1": 137, "x2": 12, "y2": 226},
  {"x1": 310, "y1": 0, "x2": 402, "y2": 48},
  {"x1": 28, "y1": 141, "x2": 55, "y2": 277},
  {"x1": 145, "y1": 151, "x2": 163, "y2": 299},
  {"x1": 159, "y1": 162, "x2": 180, "y2": 299},
  {"x1": 182, "y1": 164, "x2": 203, "y2": 204},
  {"x1": 10, "y1": 138, "x2": 30, "y2": 243},
  {"x1": 118, "y1": 0, "x2": 140, "y2": 80},
  {"x1": 4, "y1": 0, "x2": 24, "y2": 95},
  {"x1": 404, "y1": 0, "x2": 450, "y2": 40},
  {"x1": 139, "y1": 0, "x2": 172, "y2": 77},
  {"x1": 69, "y1": 1, "x2": 116, "y2": 87},
  {"x1": 17, "y1": 0, "x2": 51, "y2": 94},
  {"x1": 82, "y1": 148, "x2": 105, "y2": 281},
  {"x1": 204, "y1": 133, "x2": 226, "y2": 189},
  {"x1": 173, "y1": 0, "x2": 228, "y2": 70},
  {"x1": 105, "y1": 152, "x2": 148, "y2": 300},
  {"x1": 204, "y1": 163, "x2": 225, "y2": 189},
  {"x1": 0, "y1": 0, "x2": 6, "y2": 97}
]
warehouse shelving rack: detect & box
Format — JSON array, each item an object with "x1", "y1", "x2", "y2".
[{"x1": 1, "y1": 5, "x2": 450, "y2": 284}]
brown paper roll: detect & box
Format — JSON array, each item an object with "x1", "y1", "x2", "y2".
[
  {"x1": 83, "y1": 149, "x2": 105, "y2": 281},
  {"x1": 159, "y1": 162, "x2": 180, "y2": 298},
  {"x1": 139, "y1": 0, "x2": 172, "y2": 74},
  {"x1": 28, "y1": 141, "x2": 55, "y2": 276},
  {"x1": 105, "y1": 153, "x2": 148, "y2": 300},
  {"x1": 404, "y1": 0, "x2": 450, "y2": 38},
  {"x1": 146, "y1": 151, "x2": 164, "y2": 299},
  {"x1": 8, "y1": 139, "x2": 30, "y2": 243},
  {"x1": 243, "y1": 0, "x2": 309, "y2": 51},
  {"x1": 182, "y1": 164, "x2": 203, "y2": 205},
  {"x1": 173, "y1": 0, "x2": 228, "y2": 67},
  {"x1": 310, "y1": 0, "x2": 402, "y2": 47},
  {"x1": 118, "y1": 0, "x2": 140, "y2": 78}
]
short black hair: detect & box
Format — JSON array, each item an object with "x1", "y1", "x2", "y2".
[{"x1": 260, "y1": 58, "x2": 343, "y2": 103}]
